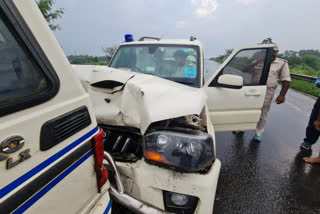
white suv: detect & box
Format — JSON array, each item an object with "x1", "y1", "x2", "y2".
[{"x1": 74, "y1": 36, "x2": 274, "y2": 213}]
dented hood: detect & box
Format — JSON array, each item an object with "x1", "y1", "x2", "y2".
[{"x1": 75, "y1": 66, "x2": 207, "y2": 134}]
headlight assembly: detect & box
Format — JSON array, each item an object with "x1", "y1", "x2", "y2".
[{"x1": 144, "y1": 129, "x2": 215, "y2": 172}]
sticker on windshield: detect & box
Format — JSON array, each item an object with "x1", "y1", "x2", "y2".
[
  {"x1": 182, "y1": 48, "x2": 190, "y2": 52},
  {"x1": 184, "y1": 67, "x2": 197, "y2": 78}
]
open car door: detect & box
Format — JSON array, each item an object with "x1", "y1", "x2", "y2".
[{"x1": 204, "y1": 44, "x2": 274, "y2": 132}]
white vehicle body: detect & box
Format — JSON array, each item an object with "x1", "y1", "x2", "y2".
[
  {"x1": 0, "y1": 0, "x2": 112, "y2": 213},
  {"x1": 0, "y1": 1, "x2": 165, "y2": 214},
  {"x1": 74, "y1": 37, "x2": 274, "y2": 212}
]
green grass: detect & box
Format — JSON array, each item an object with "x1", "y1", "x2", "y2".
[
  {"x1": 291, "y1": 67, "x2": 320, "y2": 77},
  {"x1": 290, "y1": 79, "x2": 319, "y2": 97}
]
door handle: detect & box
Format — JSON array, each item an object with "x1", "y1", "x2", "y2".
[{"x1": 245, "y1": 90, "x2": 261, "y2": 96}]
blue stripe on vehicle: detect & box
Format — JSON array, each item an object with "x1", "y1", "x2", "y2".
[
  {"x1": 0, "y1": 126, "x2": 98, "y2": 199},
  {"x1": 104, "y1": 200, "x2": 112, "y2": 214},
  {"x1": 12, "y1": 150, "x2": 93, "y2": 214}
]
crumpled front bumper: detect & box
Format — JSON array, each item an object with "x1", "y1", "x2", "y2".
[{"x1": 104, "y1": 152, "x2": 168, "y2": 214}]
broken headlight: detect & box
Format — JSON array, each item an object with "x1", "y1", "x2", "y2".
[{"x1": 144, "y1": 129, "x2": 214, "y2": 172}]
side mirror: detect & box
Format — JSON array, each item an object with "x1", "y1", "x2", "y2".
[{"x1": 217, "y1": 74, "x2": 243, "y2": 89}]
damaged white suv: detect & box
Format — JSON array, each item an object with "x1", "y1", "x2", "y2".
[{"x1": 74, "y1": 36, "x2": 274, "y2": 213}]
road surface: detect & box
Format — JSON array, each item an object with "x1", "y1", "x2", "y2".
[{"x1": 213, "y1": 87, "x2": 320, "y2": 213}]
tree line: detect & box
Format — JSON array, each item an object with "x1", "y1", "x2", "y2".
[
  {"x1": 278, "y1": 50, "x2": 320, "y2": 76},
  {"x1": 67, "y1": 45, "x2": 118, "y2": 65},
  {"x1": 67, "y1": 55, "x2": 108, "y2": 65}
]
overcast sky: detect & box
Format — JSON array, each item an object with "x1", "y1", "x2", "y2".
[{"x1": 53, "y1": 0, "x2": 320, "y2": 58}]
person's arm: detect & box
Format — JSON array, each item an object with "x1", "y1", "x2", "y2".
[
  {"x1": 275, "y1": 81, "x2": 290, "y2": 104},
  {"x1": 243, "y1": 56, "x2": 264, "y2": 73},
  {"x1": 314, "y1": 110, "x2": 320, "y2": 131},
  {"x1": 275, "y1": 61, "x2": 291, "y2": 104},
  {"x1": 313, "y1": 78, "x2": 320, "y2": 130},
  {"x1": 315, "y1": 77, "x2": 320, "y2": 88},
  {"x1": 312, "y1": 78, "x2": 320, "y2": 130}
]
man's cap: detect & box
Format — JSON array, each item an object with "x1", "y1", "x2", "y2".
[
  {"x1": 186, "y1": 55, "x2": 196, "y2": 63},
  {"x1": 273, "y1": 45, "x2": 279, "y2": 52}
]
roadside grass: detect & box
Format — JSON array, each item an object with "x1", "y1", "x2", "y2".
[{"x1": 290, "y1": 79, "x2": 319, "y2": 97}]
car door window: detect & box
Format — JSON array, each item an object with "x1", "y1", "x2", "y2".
[
  {"x1": 0, "y1": 15, "x2": 49, "y2": 104},
  {"x1": 213, "y1": 49, "x2": 267, "y2": 86},
  {"x1": 0, "y1": 10, "x2": 58, "y2": 116}
]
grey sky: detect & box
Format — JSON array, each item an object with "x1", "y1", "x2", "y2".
[{"x1": 53, "y1": 0, "x2": 320, "y2": 58}]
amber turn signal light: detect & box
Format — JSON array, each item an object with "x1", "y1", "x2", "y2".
[{"x1": 144, "y1": 151, "x2": 167, "y2": 164}]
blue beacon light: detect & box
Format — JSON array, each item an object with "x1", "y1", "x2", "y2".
[{"x1": 125, "y1": 34, "x2": 134, "y2": 42}]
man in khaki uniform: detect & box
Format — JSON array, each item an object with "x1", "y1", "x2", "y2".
[{"x1": 254, "y1": 45, "x2": 291, "y2": 142}]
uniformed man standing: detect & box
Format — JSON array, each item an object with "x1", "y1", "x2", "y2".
[{"x1": 254, "y1": 45, "x2": 291, "y2": 142}]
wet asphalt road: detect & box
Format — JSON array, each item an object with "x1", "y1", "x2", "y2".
[{"x1": 213, "y1": 88, "x2": 320, "y2": 214}]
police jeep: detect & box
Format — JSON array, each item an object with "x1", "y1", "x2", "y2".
[
  {"x1": 0, "y1": 0, "x2": 165, "y2": 213},
  {"x1": 74, "y1": 34, "x2": 274, "y2": 213}
]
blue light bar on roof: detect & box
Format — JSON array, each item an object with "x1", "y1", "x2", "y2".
[{"x1": 125, "y1": 34, "x2": 134, "y2": 42}]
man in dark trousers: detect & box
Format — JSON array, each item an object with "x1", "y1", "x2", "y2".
[
  {"x1": 301, "y1": 77, "x2": 320, "y2": 164},
  {"x1": 303, "y1": 115, "x2": 320, "y2": 163}
]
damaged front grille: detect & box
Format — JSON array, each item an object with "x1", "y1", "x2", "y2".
[{"x1": 101, "y1": 126, "x2": 143, "y2": 162}]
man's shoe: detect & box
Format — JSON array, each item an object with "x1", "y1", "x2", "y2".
[
  {"x1": 254, "y1": 134, "x2": 262, "y2": 142},
  {"x1": 300, "y1": 142, "x2": 312, "y2": 150}
]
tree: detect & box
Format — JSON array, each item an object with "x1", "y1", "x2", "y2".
[
  {"x1": 36, "y1": 0, "x2": 64, "y2": 31},
  {"x1": 212, "y1": 49, "x2": 234, "y2": 63},
  {"x1": 302, "y1": 55, "x2": 320, "y2": 71},
  {"x1": 67, "y1": 55, "x2": 108, "y2": 65},
  {"x1": 102, "y1": 45, "x2": 119, "y2": 61},
  {"x1": 260, "y1": 37, "x2": 273, "y2": 44},
  {"x1": 284, "y1": 50, "x2": 298, "y2": 57},
  {"x1": 287, "y1": 56, "x2": 302, "y2": 67},
  {"x1": 298, "y1": 49, "x2": 320, "y2": 57}
]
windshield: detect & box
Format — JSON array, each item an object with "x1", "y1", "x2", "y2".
[{"x1": 109, "y1": 45, "x2": 200, "y2": 87}]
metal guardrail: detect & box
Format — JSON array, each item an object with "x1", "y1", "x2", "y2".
[{"x1": 290, "y1": 73, "x2": 317, "y2": 83}]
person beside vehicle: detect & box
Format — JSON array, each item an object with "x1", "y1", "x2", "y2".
[
  {"x1": 254, "y1": 45, "x2": 291, "y2": 142},
  {"x1": 303, "y1": 120, "x2": 320, "y2": 164},
  {"x1": 303, "y1": 153, "x2": 320, "y2": 164},
  {"x1": 300, "y1": 77, "x2": 320, "y2": 153}
]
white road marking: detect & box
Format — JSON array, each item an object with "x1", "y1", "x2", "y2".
[{"x1": 286, "y1": 101, "x2": 303, "y2": 112}]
